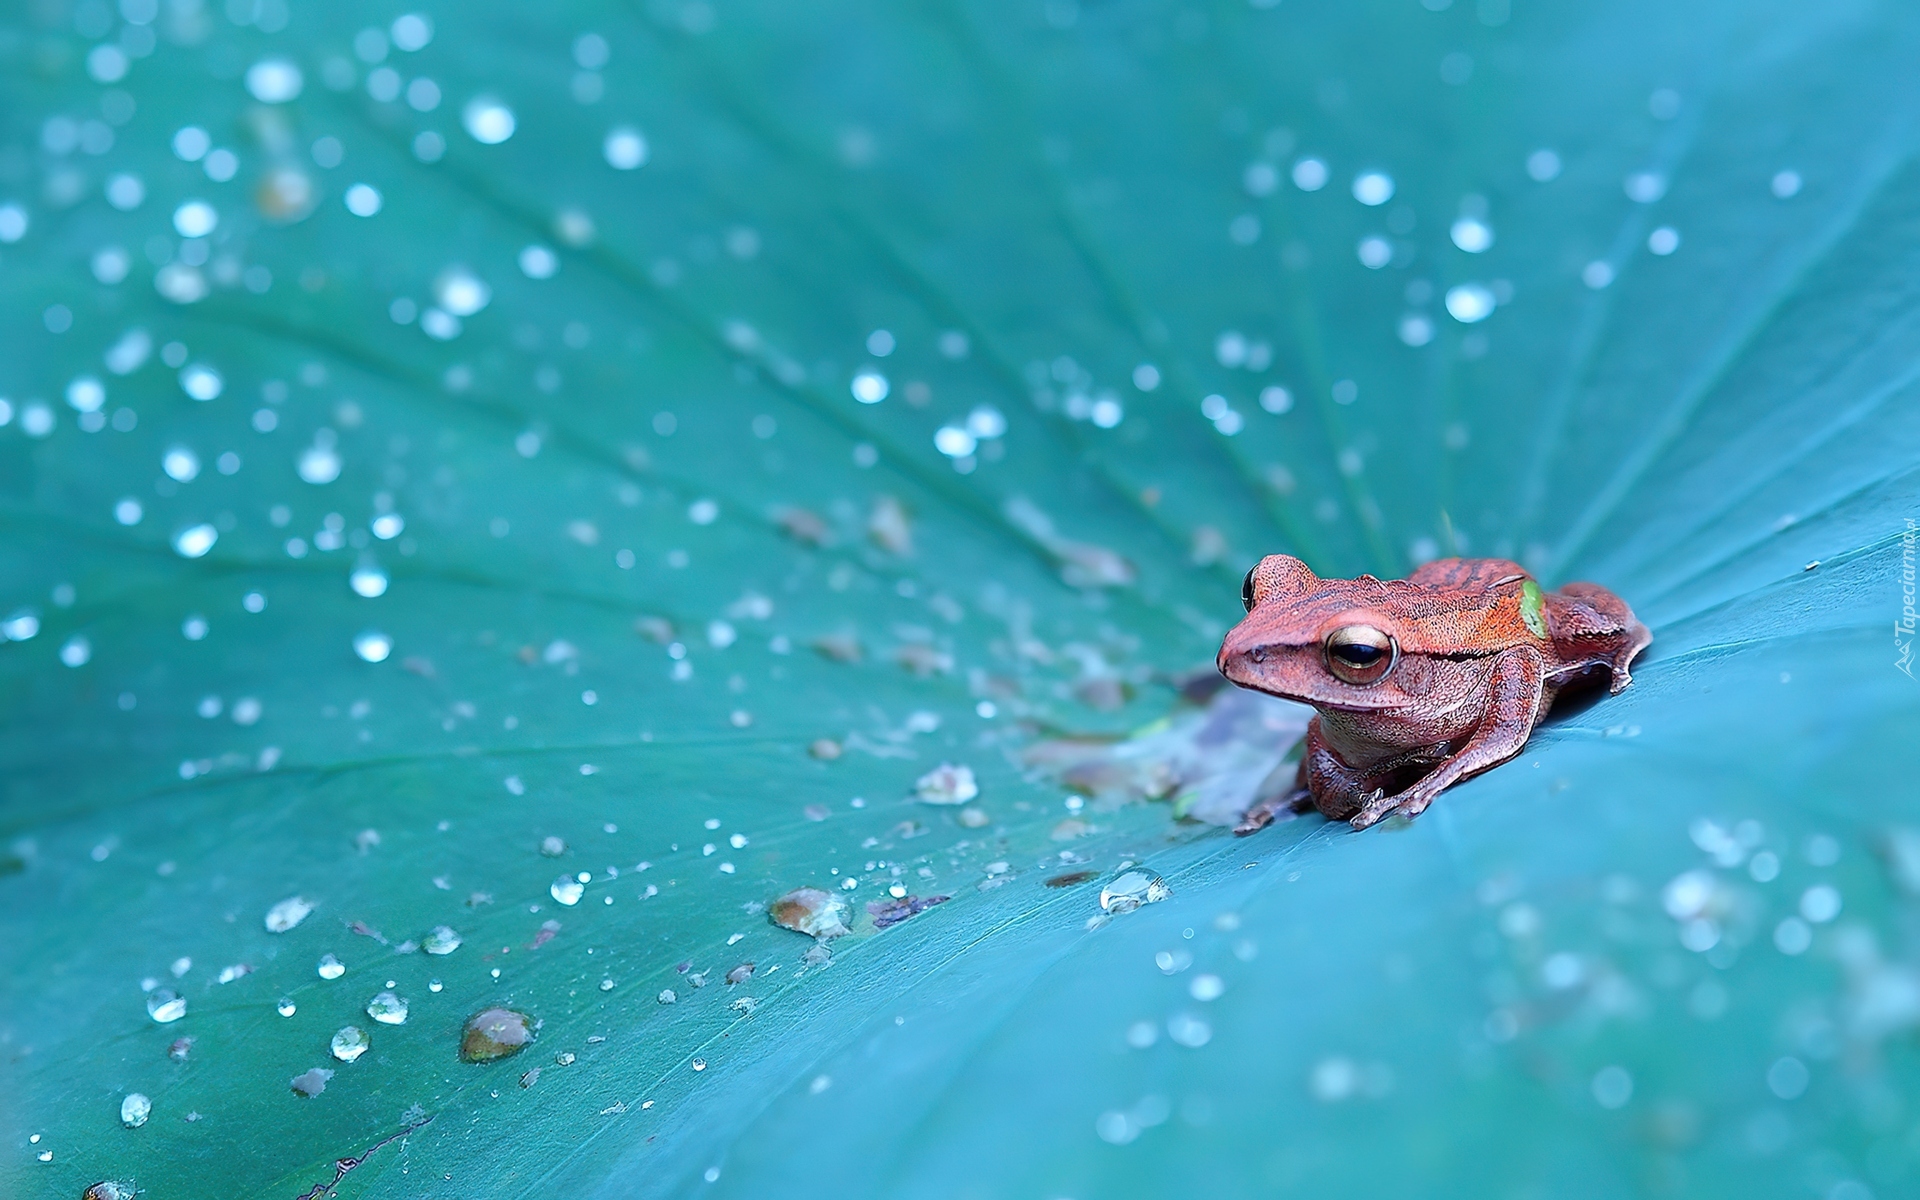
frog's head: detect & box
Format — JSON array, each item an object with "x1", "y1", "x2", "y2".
[{"x1": 1217, "y1": 554, "x2": 1416, "y2": 712}]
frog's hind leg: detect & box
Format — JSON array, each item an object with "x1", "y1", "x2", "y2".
[{"x1": 1552, "y1": 582, "x2": 1652, "y2": 693}]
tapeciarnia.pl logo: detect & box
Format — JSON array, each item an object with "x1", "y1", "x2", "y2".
[{"x1": 1898, "y1": 517, "x2": 1917, "y2": 679}]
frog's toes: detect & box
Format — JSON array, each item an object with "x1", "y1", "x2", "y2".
[{"x1": 1346, "y1": 788, "x2": 1392, "y2": 829}]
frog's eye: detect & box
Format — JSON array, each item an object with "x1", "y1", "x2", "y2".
[
  {"x1": 1324, "y1": 625, "x2": 1398, "y2": 686},
  {"x1": 1241, "y1": 566, "x2": 1258, "y2": 612}
]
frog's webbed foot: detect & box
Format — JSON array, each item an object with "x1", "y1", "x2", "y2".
[{"x1": 1233, "y1": 788, "x2": 1314, "y2": 837}]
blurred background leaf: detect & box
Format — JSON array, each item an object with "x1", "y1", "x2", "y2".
[{"x1": 2, "y1": 0, "x2": 1918, "y2": 1197}]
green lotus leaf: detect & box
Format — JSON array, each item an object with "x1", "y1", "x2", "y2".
[{"x1": 2, "y1": 1, "x2": 1916, "y2": 1197}]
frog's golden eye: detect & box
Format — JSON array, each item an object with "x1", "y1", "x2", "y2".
[
  {"x1": 1241, "y1": 566, "x2": 1258, "y2": 612},
  {"x1": 1324, "y1": 624, "x2": 1398, "y2": 686}
]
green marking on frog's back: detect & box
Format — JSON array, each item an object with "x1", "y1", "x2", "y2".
[{"x1": 1519, "y1": 580, "x2": 1549, "y2": 639}]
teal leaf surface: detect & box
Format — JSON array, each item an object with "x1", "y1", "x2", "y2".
[{"x1": 2, "y1": 1, "x2": 1918, "y2": 1197}]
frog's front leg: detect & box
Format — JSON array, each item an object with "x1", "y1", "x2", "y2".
[
  {"x1": 1232, "y1": 754, "x2": 1314, "y2": 836},
  {"x1": 1350, "y1": 647, "x2": 1545, "y2": 830}
]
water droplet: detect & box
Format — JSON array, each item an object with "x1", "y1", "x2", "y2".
[
  {"x1": 179, "y1": 363, "x2": 222, "y2": 400},
  {"x1": 245, "y1": 58, "x2": 303, "y2": 103},
  {"x1": 162, "y1": 446, "x2": 201, "y2": 483},
  {"x1": 1623, "y1": 171, "x2": 1667, "y2": 203},
  {"x1": 353, "y1": 630, "x2": 392, "y2": 662},
  {"x1": 461, "y1": 1007, "x2": 536, "y2": 1061},
  {"x1": 1450, "y1": 217, "x2": 1493, "y2": 253},
  {"x1": 1291, "y1": 156, "x2": 1329, "y2": 191},
  {"x1": 1526, "y1": 148, "x2": 1562, "y2": 182},
  {"x1": 331, "y1": 1025, "x2": 371, "y2": 1062},
  {"x1": 265, "y1": 895, "x2": 314, "y2": 932},
  {"x1": 423, "y1": 925, "x2": 462, "y2": 955},
  {"x1": 850, "y1": 370, "x2": 888, "y2": 404},
  {"x1": 276, "y1": 997, "x2": 297, "y2": 1017},
  {"x1": 350, "y1": 565, "x2": 389, "y2": 598},
  {"x1": 933, "y1": 425, "x2": 976, "y2": 458},
  {"x1": 59, "y1": 636, "x2": 91, "y2": 667},
  {"x1": 1772, "y1": 169, "x2": 1803, "y2": 199},
  {"x1": 550, "y1": 875, "x2": 585, "y2": 906},
  {"x1": 1100, "y1": 871, "x2": 1172, "y2": 914},
  {"x1": 604, "y1": 126, "x2": 648, "y2": 169},
  {"x1": 1351, "y1": 171, "x2": 1394, "y2": 206},
  {"x1": 298, "y1": 441, "x2": 341, "y2": 484},
  {"x1": 692, "y1": 1057, "x2": 707, "y2": 1071},
  {"x1": 1801, "y1": 884, "x2": 1842, "y2": 923},
  {"x1": 2, "y1": 610, "x2": 41, "y2": 641},
  {"x1": 173, "y1": 200, "x2": 217, "y2": 238},
  {"x1": 290, "y1": 1067, "x2": 333, "y2": 1097},
  {"x1": 1591, "y1": 1065, "x2": 1634, "y2": 1109},
  {"x1": 120, "y1": 1093, "x2": 150, "y2": 1128},
  {"x1": 344, "y1": 183, "x2": 382, "y2": 216},
  {"x1": 146, "y1": 988, "x2": 187, "y2": 1023},
  {"x1": 1166, "y1": 1012, "x2": 1212, "y2": 1048},
  {"x1": 86, "y1": 1182, "x2": 136, "y2": 1200},
  {"x1": 370, "y1": 513, "x2": 404, "y2": 539},
  {"x1": 366, "y1": 991, "x2": 408, "y2": 1025},
  {"x1": 462, "y1": 96, "x2": 516, "y2": 144},
  {"x1": 915, "y1": 762, "x2": 978, "y2": 805},
  {"x1": 434, "y1": 266, "x2": 491, "y2": 316},
  {"x1": 1444, "y1": 283, "x2": 1495, "y2": 324},
  {"x1": 1647, "y1": 226, "x2": 1681, "y2": 256},
  {"x1": 66, "y1": 375, "x2": 105, "y2": 413},
  {"x1": 171, "y1": 523, "x2": 218, "y2": 559}
]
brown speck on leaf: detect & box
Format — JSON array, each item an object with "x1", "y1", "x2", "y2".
[
  {"x1": 348, "y1": 920, "x2": 388, "y2": 944},
  {"x1": 868, "y1": 495, "x2": 913, "y2": 554},
  {"x1": 634, "y1": 615, "x2": 674, "y2": 643},
  {"x1": 774, "y1": 505, "x2": 833, "y2": 547},
  {"x1": 517, "y1": 644, "x2": 539, "y2": 665},
  {"x1": 867, "y1": 894, "x2": 950, "y2": 929},
  {"x1": 1045, "y1": 870, "x2": 1099, "y2": 888},
  {"x1": 895, "y1": 643, "x2": 953, "y2": 676},
  {"x1": 1074, "y1": 677, "x2": 1129, "y2": 710},
  {"x1": 769, "y1": 887, "x2": 850, "y2": 938},
  {"x1": 167, "y1": 1036, "x2": 194, "y2": 1062},
  {"x1": 725, "y1": 962, "x2": 755, "y2": 985},
  {"x1": 1176, "y1": 670, "x2": 1231, "y2": 705},
  {"x1": 812, "y1": 631, "x2": 863, "y2": 663}
]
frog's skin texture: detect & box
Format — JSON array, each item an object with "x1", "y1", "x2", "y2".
[{"x1": 1218, "y1": 555, "x2": 1651, "y2": 832}]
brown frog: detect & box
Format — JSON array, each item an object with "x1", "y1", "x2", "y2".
[{"x1": 1218, "y1": 555, "x2": 1650, "y2": 832}]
